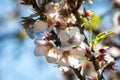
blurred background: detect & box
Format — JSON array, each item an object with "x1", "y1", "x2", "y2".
[{"x1": 0, "y1": 0, "x2": 119, "y2": 80}]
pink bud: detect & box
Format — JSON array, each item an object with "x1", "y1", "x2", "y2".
[
  {"x1": 99, "y1": 49, "x2": 107, "y2": 54},
  {"x1": 84, "y1": 8, "x2": 93, "y2": 16},
  {"x1": 42, "y1": 34, "x2": 52, "y2": 40},
  {"x1": 97, "y1": 55, "x2": 105, "y2": 62},
  {"x1": 55, "y1": 20, "x2": 63, "y2": 28}
]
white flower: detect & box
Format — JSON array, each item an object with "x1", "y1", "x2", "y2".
[
  {"x1": 66, "y1": 14, "x2": 76, "y2": 24},
  {"x1": 109, "y1": 47, "x2": 120, "y2": 58},
  {"x1": 57, "y1": 29, "x2": 70, "y2": 43},
  {"x1": 33, "y1": 20, "x2": 48, "y2": 32},
  {"x1": 34, "y1": 39, "x2": 58, "y2": 63},
  {"x1": 45, "y1": 2, "x2": 59, "y2": 19},
  {"x1": 56, "y1": 13, "x2": 76, "y2": 27},
  {"x1": 45, "y1": 48, "x2": 58, "y2": 63},
  {"x1": 58, "y1": 27, "x2": 85, "y2": 47},
  {"x1": 57, "y1": 46, "x2": 85, "y2": 68},
  {"x1": 93, "y1": 44, "x2": 115, "y2": 63},
  {"x1": 93, "y1": 44, "x2": 109, "y2": 56},
  {"x1": 68, "y1": 27, "x2": 84, "y2": 44}
]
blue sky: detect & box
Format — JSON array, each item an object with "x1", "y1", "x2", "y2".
[{"x1": 0, "y1": 0, "x2": 117, "y2": 80}]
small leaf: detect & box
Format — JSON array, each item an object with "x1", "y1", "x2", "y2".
[
  {"x1": 81, "y1": 14, "x2": 101, "y2": 30},
  {"x1": 94, "y1": 30, "x2": 114, "y2": 44}
]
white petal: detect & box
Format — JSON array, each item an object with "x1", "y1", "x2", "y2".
[
  {"x1": 34, "y1": 40, "x2": 48, "y2": 57},
  {"x1": 113, "y1": 11, "x2": 120, "y2": 26},
  {"x1": 104, "y1": 54, "x2": 114, "y2": 63},
  {"x1": 35, "y1": 39, "x2": 48, "y2": 45},
  {"x1": 68, "y1": 56, "x2": 81, "y2": 68},
  {"x1": 34, "y1": 46, "x2": 46, "y2": 57},
  {"x1": 34, "y1": 40, "x2": 55, "y2": 57},
  {"x1": 58, "y1": 29, "x2": 70, "y2": 43},
  {"x1": 46, "y1": 56, "x2": 57, "y2": 63},
  {"x1": 69, "y1": 27, "x2": 79, "y2": 36},
  {"x1": 45, "y1": 3, "x2": 59, "y2": 18},
  {"x1": 59, "y1": 46, "x2": 72, "y2": 52},
  {"x1": 35, "y1": 39, "x2": 55, "y2": 47},
  {"x1": 46, "y1": 49, "x2": 58, "y2": 63},
  {"x1": 80, "y1": 42, "x2": 88, "y2": 49},
  {"x1": 69, "y1": 27, "x2": 84, "y2": 43},
  {"x1": 34, "y1": 20, "x2": 48, "y2": 32},
  {"x1": 110, "y1": 47, "x2": 120, "y2": 58},
  {"x1": 70, "y1": 48, "x2": 85, "y2": 58},
  {"x1": 59, "y1": 66, "x2": 69, "y2": 72},
  {"x1": 57, "y1": 58, "x2": 68, "y2": 67}
]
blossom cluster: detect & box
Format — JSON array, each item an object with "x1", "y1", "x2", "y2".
[
  {"x1": 21, "y1": 0, "x2": 120, "y2": 79},
  {"x1": 33, "y1": 1, "x2": 86, "y2": 68}
]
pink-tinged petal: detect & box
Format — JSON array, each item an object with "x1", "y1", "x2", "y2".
[
  {"x1": 58, "y1": 46, "x2": 73, "y2": 53},
  {"x1": 68, "y1": 56, "x2": 81, "y2": 68},
  {"x1": 34, "y1": 40, "x2": 48, "y2": 57},
  {"x1": 57, "y1": 59, "x2": 67, "y2": 67},
  {"x1": 58, "y1": 29, "x2": 70, "y2": 43},
  {"x1": 34, "y1": 46, "x2": 46, "y2": 57},
  {"x1": 46, "y1": 55, "x2": 57, "y2": 63},
  {"x1": 99, "y1": 49, "x2": 108, "y2": 54},
  {"x1": 70, "y1": 48, "x2": 85, "y2": 58},
  {"x1": 69, "y1": 27, "x2": 79, "y2": 36},
  {"x1": 34, "y1": 20, "x2": 48, "y2": 32},
  {"x1": 34, "y1": 39, "x2": 55, "y2": 57},
  {"x1": 69, "y1": 27, "x2": 84, "y2": 42},
  {"x1": 35, "y1": 39, "x2": 55, "y2": 47},
  {"x1": 80, "y1": 42, "x2": 88, "y2": 49},
  {"x1": 35, "y1": 39, "x2": 48, "y2": 45},
  {"x1": 110, "y1": 47, "x2": 120, "y2": 58},
  {"x1": 45, "y1": 49, "x2": 58, "y2": 63},
  {"x1": 96, "y1": 55, "x2": 105, "y2": 62},
  {"x1": 113, "y1": 11, "x2": 120, "y2": 26},
  {"x1": 56, "y1": 46, "x2": 83, "y2": 68},
  {"x1": 45, "y1": 3, "x2": 59, "y2": 19},
  {"x1": 104, "y1": 54, "x2": 114, "y2": 63}
]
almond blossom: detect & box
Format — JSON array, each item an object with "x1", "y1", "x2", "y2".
[
  {"x1": 34, "y1": 39, "x2": 58, "y2": 63},
  {"x1": 34, "y1": 38, "x2": 87, "y2": 68},
  {"x1": 21, "y1": 0, "x2": 119, "y2": 80},
  {"x1": 57, "y1": 27, "x2": 85, "y2": 47},
  {"x1": 57, "y1": 46, "x2": 85, "y2": 68},
  {"x1": 93, "y1": 44, "x2": 115, "y2": 66}
]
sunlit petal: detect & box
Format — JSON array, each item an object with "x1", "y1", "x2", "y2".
[{"x1": 34, "y1": 20, "x2": 48, "y2": 32}]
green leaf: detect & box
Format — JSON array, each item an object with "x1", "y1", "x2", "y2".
[
  {"x1": 94, "y1": 30, "x2": 114, "y2": 44},
  {"x1": 81, "y1": 14, "x2": 101, "y2": 30}
]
